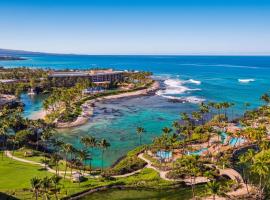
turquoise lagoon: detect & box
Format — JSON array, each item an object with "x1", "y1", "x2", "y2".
[{"x1": 3, "y1": 55, "x2": 270, "y2": 167}]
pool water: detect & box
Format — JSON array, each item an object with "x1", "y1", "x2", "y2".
[
  {"x1": 156, "y1": 150, "x2": 172, "y2": 159},
  {"x1": 229, "y1": 137, "x2": 246, "y2": 146},
  {"x1": 187, "y1": 148, "x2": 208, "y2": 155},
  {"x1": 221, "y1": 132, "x2": 246, "y2": 146}
]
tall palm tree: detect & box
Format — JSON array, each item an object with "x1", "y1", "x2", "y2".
[
  {"x1": 192, "y1": 111, "x2": 202, "y2": 125},
  {"x1": 50, "y1": 175, "x2": 61, "y2": 200},
  {"x1": 30, "y1": 177, "x2": 41, "y2": 200},
  {"x1": 136, "y1": 127, "x2": 146, "y2": 145},
  {"x1": 61, "y1": 143, "x2": 74, "y2": 179},
  {"x1": 41, "y1": 127, "x2": 55, "y2": 164},
  {"x1": 251, "y1": 157, "x2": 269, "y2": 200},
  {"x1": 50, "y1": 154, "x2": 61, "y2": 176},
  {"x1": 0, "y1": 129, "x2": 7, "y2": 160},
  {"x1": 0, "y1": 122, "x2": 9, "y2": 160},
  {"x1": 41, "y1": 176, "x2": 51, "y2": 200},
  {"x1": 77, "y1": 149, "x2": 90, "y2": 173},
  {"x1": 199, "y1": 102, "x2": 210, "y2": 123},
  {"x1": 98, "y1": 139, "x2": 110, "y2": 171},
  {"x1": 80, "y1": 135, "x2": 96, "y2": 171}
]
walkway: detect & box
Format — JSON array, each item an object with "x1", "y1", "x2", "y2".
[
  {"x1": 219, "y1": 168, "x2": 244, "y2": 183},
  {"x1": 138, "y1": 153, "x2": 209, "y2": 184}
]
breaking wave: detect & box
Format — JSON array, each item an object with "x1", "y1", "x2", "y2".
[
  {"x1": 156, "y1": 78, "x2": 204, "y2": 104},
  {"x1": 238, "y1": 79, "x2": 255, "y2": 83}
]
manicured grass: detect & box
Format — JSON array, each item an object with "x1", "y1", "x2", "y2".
[
  {"x1": 0, "y1": 154, "x2": 176, "y2": 199},
  {"x1": 80, "y1": 186, "x2": 206, "y2": 200},
  {"x1": 0, "y1": 156, "x2": 50, "y2": 199},
  {"x1": 13, "y1": 149, "x2": 44, "y2": 163}
]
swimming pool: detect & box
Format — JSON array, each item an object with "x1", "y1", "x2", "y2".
[
  {"x1": 221, "y1": 132, "x2": 245, "y2": 146},
  {"x1": 156, "y1": 151, "x2": 172, "y2": 159},
  {"x1": 187, "y1": 147, "x2": 208, "y2": 155}
]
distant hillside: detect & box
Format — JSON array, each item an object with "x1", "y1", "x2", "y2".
[
  {"x1": 0, "y1": 48, "x2": 45, "y2": 56},
  {"x1": 0, "y1": 48, "x2": 77, "y2": 57}
]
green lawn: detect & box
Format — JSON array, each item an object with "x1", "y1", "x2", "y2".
[
  {"x1": 12, "y1": 150, "x2": 44, "y2": 163},
  {"x1": 0, "y1": 157, "x2": 50, "y2": 199},
  {"x1": 12, "y1": 149, "x2": 87, "y2": 173},
  {"x1": 0, "y1": 154, "x2": 177, "y2": 200}
]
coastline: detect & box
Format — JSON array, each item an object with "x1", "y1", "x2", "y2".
[{"x1": 36, "y1": 81, "x2": 160, "y2": 128}]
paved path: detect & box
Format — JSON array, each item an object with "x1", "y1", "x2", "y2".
[
  {"x1": 138, "y1": 153, "x2": 209, "y2": 184},
  {"x1": 219, "y1": 168, "x2": 244, "y2": 183},
  {"x1": 205, "y1": 163, "x2": 244, "y2": 183}
]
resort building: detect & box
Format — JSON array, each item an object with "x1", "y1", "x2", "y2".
[{"x1": 48, "y1": 69, "x2": 124, "y2": 83}]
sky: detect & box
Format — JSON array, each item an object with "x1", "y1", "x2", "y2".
[{"x1": 0, "y1": 0, "x2": 270, "y2": 55}]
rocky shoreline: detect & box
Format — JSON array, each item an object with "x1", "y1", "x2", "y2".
[{"x1": 55, "y1": 81, "x2": 160, "y2": 128}]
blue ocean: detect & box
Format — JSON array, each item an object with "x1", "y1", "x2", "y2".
[{"x1": 2, "y1": 55, "x2": 270, "y2": 167}]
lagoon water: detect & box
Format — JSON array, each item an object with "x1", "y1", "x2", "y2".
[{"x1": 2, "y1": 55, "x2": 270, "y2": 167}]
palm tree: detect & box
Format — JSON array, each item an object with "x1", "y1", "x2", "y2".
[
  {"x1": 136, "y1": 127, "x2": 146, "y2": 145},
  {"x1": 41, "y1": 176, "x2": 51, "y2": 200},
  {"x1": 172, "y1": 121, "x2": 180, "y2": 132},
  {"x1": 192, "y1": 111, "x2": 202, "y2": 125},
  {"x1": 30, "y1": 177, "x2": 41, "y2": 200},
  {"x1": 50, "y1": 154, "x2": 61, "y2": 175},
  {"x1": 50, "y1": 175, "x2": 61, "y2": 200},
  {"x1": 61, "y1": 143, "x2": 73, "y2": 179},
  {"x1": 0, "y1": 123, "x2": 8, "y2": 160},
  {"x1": 77, "y1": 149, "x2": 90, "y2": 173},
  {"x1": 180, "y1": 112, "x2": 191, "y2": 126},
  {"x1": 199, "y1": 102, "x2": 210, "y2": 123},
  {"x1": 222, "y1": 102, "x2": 231, "y2": 119},
  {"x1": 80, "y1": 135, "x2": 96, "y2": 171},
  {"x1": 69, "y1": 146, "x2": 77, "y2": 180},
  {"x1": 98, "y1": 139, "x2": 110, "y2": 171},
  {"x1": 41, "y1": 127, "x2": 54, "y2": 165},
  {"x1": 260, "y1": 93, "x2": 270, "y2": 117},
  {"x1": 206, "y1": 181, "x2": 223, "y2": 200},
  {"x1": 251, "y1": 157, "x2": 269, "y2": 200}
]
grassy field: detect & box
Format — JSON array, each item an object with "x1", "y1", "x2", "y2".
[
  {"x1": 0, "y1": 157, "x2": 50, "y2": 199},
  {"x1": 12, "y1": 149, "x2": 75, "y2": 172},
  {"x1": 0, "y1": 154, "x2": 178, "y2": 200}
]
